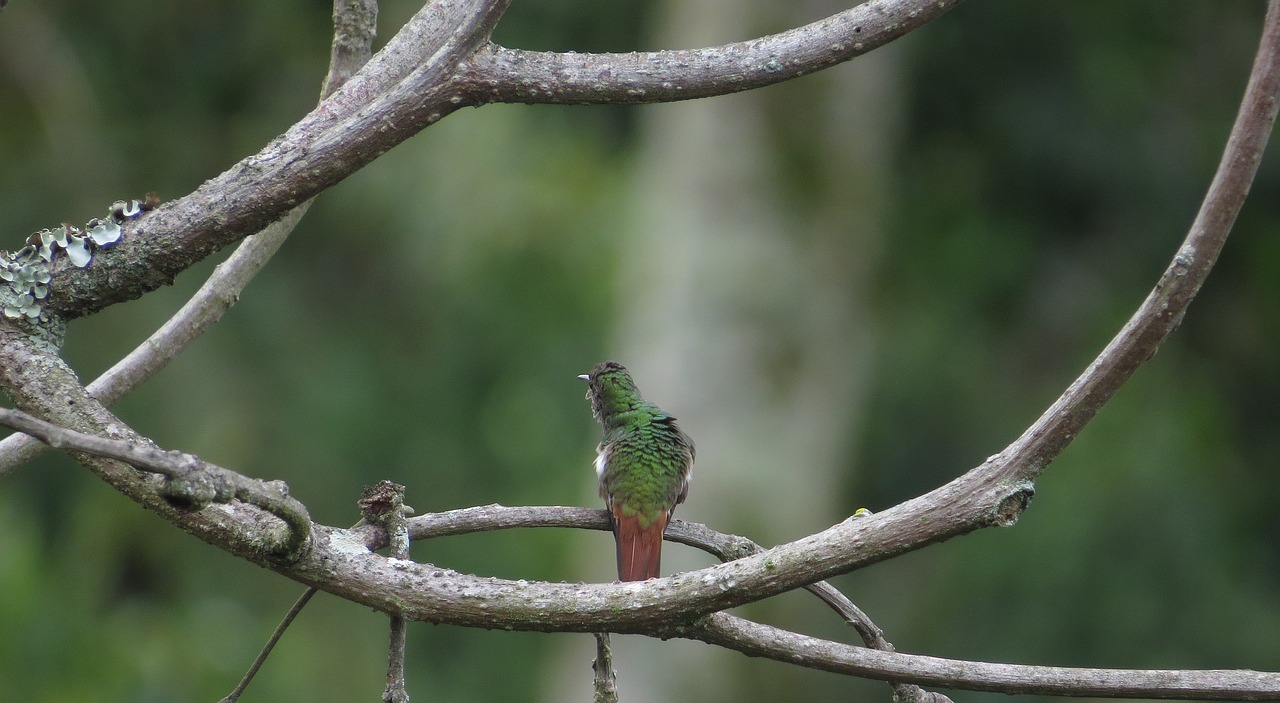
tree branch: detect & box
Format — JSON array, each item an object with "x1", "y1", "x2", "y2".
[
  {"x1": 29, "y1": 0, "x2": 952, "y2": 323},
  {"x1": 41, "y1": 0, "x2": 512, "y2": 320},
  {"x1": 0, "y1": 1, "x2": 1274, "y2": 698},
  {"x1": 0, "y1": 208, "x2": 302, "y2": 474},
  {"x1": 0, "y1": 0, "x2": 381, "y2": 474},
  {"x1": 0, "y1": 324, "x2": 298, "y2": 558},
  {"x1": 398, "y1": 504, "x2": 891, "y2": 647},
  {"x1": 1, "y1": 404, "x2": 1274, "y2": 700},
  {"x1": 463, "y1": 0, "x2": 963, "y2": 105},
  {"x1": 984, "y1": 0, "x2": 1280, "y2": 489},
  {"x1": 0, "y1": 406, "x2": 311, "y2": 559},
  {"x1": 691, "y1": 614, "x2": 1280, "y2": 700}
]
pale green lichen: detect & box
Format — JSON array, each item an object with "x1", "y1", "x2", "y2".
[{"x1": 0, "y1": 195, "x2": 154, "y2": 321}]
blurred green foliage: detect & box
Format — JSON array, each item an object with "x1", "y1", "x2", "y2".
[{"x1": 0, "y1": 1, "x2": 1277, "y2": 701}]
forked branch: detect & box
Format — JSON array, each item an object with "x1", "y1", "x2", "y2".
[{"x1": 0, "y1": 0, "x2": 1275, "y2": 699}]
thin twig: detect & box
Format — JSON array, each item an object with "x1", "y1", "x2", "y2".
[
  {"x1": 218, "y1": 588, "x2": 318, "y2": 703},
  {"x1": 360, "y1": 481, "x2": 412, "y2": 703},
  {"x1": 592, "y1": 633, "x2": 619, "y2": 703}
]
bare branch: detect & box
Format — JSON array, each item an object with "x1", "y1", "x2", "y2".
[
  {"x1": 401, "y1": 505, "x2": 943, "y2": 700},
  {"x1": 287, "y1": 515, "x2": 1280, "y2": 699},
  {"x1": 984, "y1": 0, "x2": 1280, "y2": 489},
  {"x1": 400, "y1": 505, "x2": 890, "y2": 646},
  {"x1": 691, "y1": 614, "x2": 1280, "y2": 700},
  {"x1": 0, "y1": 0, "x2": 382, "y2": 474},
  {"x1": 360, "y1": 481, "x2": 412, "y2": 703},
  {"x1": 463, "y1": 0, "x2": 963, "y2": 105},
  {"x1": 0, "y1": 406, "x2": 1268, "y2": 703},
  {"x1": 0, "y1": 2, "x2": 1272, "y2": 699},
  {"x1": 0, "y1": 209, "x2": 302, "y2": 474},
  {"x1": 219, "y1": 588, "x2": 318, "y2": 703},
  {"x1": 0, "y1": 404, "x2": 311, "y2": 559},
  {"x1": 591, "y1": 633, "x2": 619, "y2": 703},
  {"x1": 42, "y1": 0, "x2": 512, "y2": 321},
  {"x1": 28, "y1": 0, "x2": 955, "y2": 323},
  {"x1": 323, "y1": 0, "x2": 379, "y2": 96},
  {"x1": 384, "y1": 504, "x2": 1275, "y2": 699}
]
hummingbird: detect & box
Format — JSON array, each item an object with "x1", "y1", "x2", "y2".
[{"x1": 580, "y1": 361, "x2": 695, "y2": 582}]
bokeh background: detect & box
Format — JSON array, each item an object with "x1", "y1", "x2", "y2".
[{"x1": 1, "y1": 1, "x2": 1277, "y2": 701}]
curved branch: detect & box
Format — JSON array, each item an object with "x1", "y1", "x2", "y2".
[
  {"x1": 3, "y1": 0, "x2": 1273, "y2": 639},
  {"x1": 0, "y1": 1, "x2": 1273, "y2": 698},
  {"x1": 0, "y1": 324, "x2": 297, "y2": 558},
  {"x1": 463, "y1": 0, "x2": 963, "y2": 105},
  {"x1": 691, "y1": 614, "x2": 1280, "y2": 700},
  {"x1": 986, "y1": 0, "x2": 1280, "y2": 485},
  {"x1": 0, "y1": 406, "x2": 311, "y2": 559},
  {"x1": 32, "y1": 0, "x2": 950, "y2": 322},
  {"x1": 295, "y1": 515, "x2": 1280, "y2": 699},
  {"x1": 0, "y1": 209, "x2": 301, "y2": 474},
  {"x1": 398, "y1": 505, "x2": 889, "y2": 645},
  {"x1": 0, "y1": 403, "x2": 1272, "y2": 702},
  {"x1": 42, "y1": 0, "x2": 512, "y2": 320},
  {"x1": 0, "y1": 0, "x2": 379, "y2": 474}
]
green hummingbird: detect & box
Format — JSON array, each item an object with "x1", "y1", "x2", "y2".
[{"x1": 580, "y1": 361, "x2": 695, "y2": 581}]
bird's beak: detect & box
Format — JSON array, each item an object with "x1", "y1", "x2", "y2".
[{"x1": 577, "y1": 374, "x2": 590, "y2": 381}]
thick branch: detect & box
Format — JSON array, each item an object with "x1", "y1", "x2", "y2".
[
  {"x1": 0, "y1": 0, "x2": 380, "y2": 473},
  {"x1": 2, "y1": 0, "x2": 1273, "y2": 640},
  {"x1": 0, "y1": 1, "x2": 1273, "y2": 699},
  {"x1": 0, "y1": 402, "x2": 1273, "y2": 702},
  {"x1": 463, "y1": 0, "x2": 962, "y2": 105},
  {"x1": 0, "y1": 406, "x2": 311, "y2": 559},
  {"x1": 42, "y1": 0, "x2": 512, "y2": 320},
  {"x1": 0, "y1": 324, "x2": 296, "y2": 557},
  {"x1": 33, "y1": 0, "x2": 952, "y2": 321}
]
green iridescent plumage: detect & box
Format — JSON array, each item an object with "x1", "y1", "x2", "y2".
[{"x1": 581, "y1": 361, "x2": 695, "y2": 581}]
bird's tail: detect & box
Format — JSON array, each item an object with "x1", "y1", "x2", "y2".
[{"x1": 611, "y1": 509, "x2": 666, "y2": 581}]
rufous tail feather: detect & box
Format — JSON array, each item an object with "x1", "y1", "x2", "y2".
[{"x1": 610, "y1": 508, "x2": 667, "y2": 581}]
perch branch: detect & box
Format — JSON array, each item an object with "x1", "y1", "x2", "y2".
[
  {"x1": 0, "y1": 1, "x2": 1273, "y2": 684},
  {"x1": 0, "y1": 1, "x2": 1273, "y2": 698},
  {"x1": 398, "y1": 505, "x2": 938, "y2": 699},
  {"x1": 0, "y1": 406, "x2": 1273, "y2": 703},
  {"x1": 311, "y1": 508, "x2": 1280, "y2": 699},
  {"x1": 397, "y1": 505, "x2": 888, "y2": 645}
]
